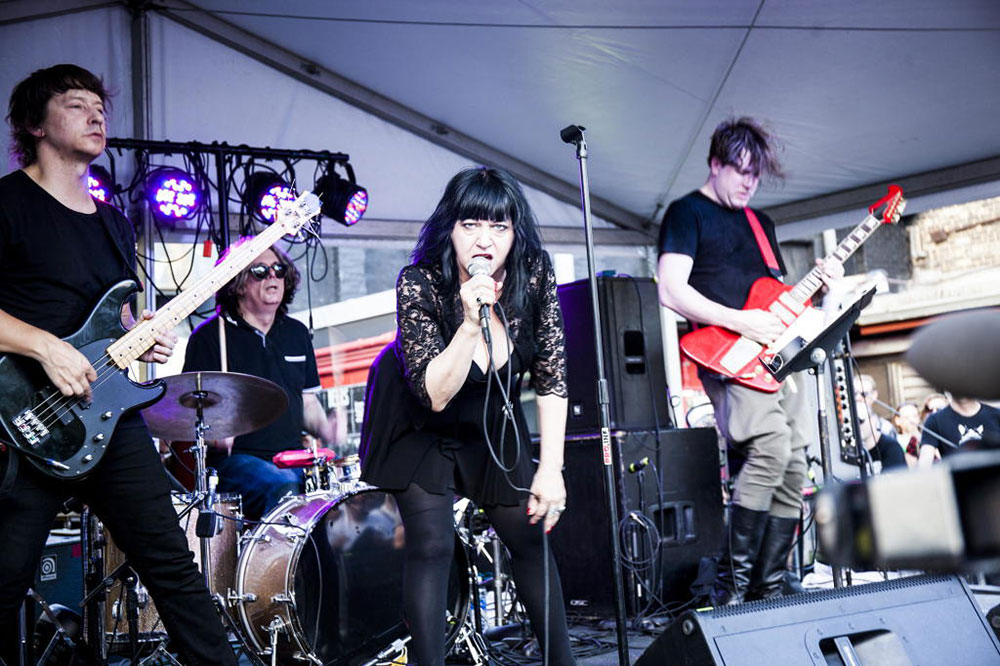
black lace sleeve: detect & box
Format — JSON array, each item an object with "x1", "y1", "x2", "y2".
[
  {"x1": 529, "y1": 253, "x2": 568, "y2": 398},
  {"x1": 395, "y1": 264, "x2": 445, "y2": 409}
]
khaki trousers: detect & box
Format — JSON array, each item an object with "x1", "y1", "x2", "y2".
[{"x1": 701, "y1": 371, "x2": 812, "y2": 519}]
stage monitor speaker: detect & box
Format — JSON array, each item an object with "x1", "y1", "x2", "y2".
[
  {"x1": 544, "y1": 427, "x2": 723, "y2": 616},
  {"x1": 636, "y1": 574, "x2": 1000, "y2": 665},
  {"x1": 557, "y1": 276, "x2": 671, "y2": 434}
]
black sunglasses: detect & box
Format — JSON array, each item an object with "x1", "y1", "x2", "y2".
[{"x1": 248, "y1": 262, "x2": 288, "y2": 280}]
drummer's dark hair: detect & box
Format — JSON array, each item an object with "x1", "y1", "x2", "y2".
[
  {"x1": 410, "y1": 166, "x2": 543, "y2": 314},
  {"x1": 215, "y1": 239, "x2": 300, "y2": 318}
]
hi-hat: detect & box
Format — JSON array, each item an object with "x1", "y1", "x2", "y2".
[{"x1": 143, "y1": 371, "x2": 288, "y2": 441}]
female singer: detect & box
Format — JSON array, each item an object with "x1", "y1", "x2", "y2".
[{"x1": 360, "y1": 166, "x2": 576, "y2": 665}]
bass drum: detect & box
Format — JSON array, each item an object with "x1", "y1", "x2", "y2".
[
  {"x1": 98, "y1": 492, "x2": 241, "y2": 644},
  {"x1": 233, "y1": 484, "x2": 469, "y2": 664}
]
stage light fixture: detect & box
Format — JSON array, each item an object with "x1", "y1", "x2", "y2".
[
  {"x1": 246, "y1": 172, "x2": 297, "y2": 223},
  {"x1": 315, "y1": 169, "x2": 367, "y2": 226},
  {"x1": 88, "y1": 164, "x2": 114, "y2": 203},
  {"x1": 146, "y1": 167, "x2": 202, "y2": 220}
]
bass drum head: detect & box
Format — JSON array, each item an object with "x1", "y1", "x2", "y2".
[{"x1": 290, "y1": 487, "x2": 469, "y2": 664}]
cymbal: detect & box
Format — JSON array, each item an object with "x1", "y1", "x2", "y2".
[{"x1": 143, "y1": 371, "x2": 289, "y2": 441}]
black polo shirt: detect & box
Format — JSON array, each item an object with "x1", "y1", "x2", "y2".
[{"x1": 183, "y1": 312, "x2": 322, "y2": 460}]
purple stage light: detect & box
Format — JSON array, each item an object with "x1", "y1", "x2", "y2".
[
  {"x1": 147, "y1": 168, "x2": 201, "y2": 220},
  {"x1": 316, "y1": 170, "x2": 368, "y2": 226},
  {"x1": 245, "y1": 172, "x2": 296, "y2": 224},
  {"x1": 88, "y1": 164, "x2": 113, "y2": 203},
  {"x1": 258, "y1": 182, "x2": 296, "y2": 222},
  {"x1": 343, "y1": 189, "x2": 368, "y2": 225}
]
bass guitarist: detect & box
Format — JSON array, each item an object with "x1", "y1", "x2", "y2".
[
  {"x1": 0, "y1": 64, "x2": 235, "y2": 665},
  {"x1": 656, "y1": 117, "x2": 842, "y2": 605}
]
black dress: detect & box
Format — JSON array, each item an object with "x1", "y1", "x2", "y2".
[{"x1": 360, "y1": 252, "x2": 567, "y2": 507}]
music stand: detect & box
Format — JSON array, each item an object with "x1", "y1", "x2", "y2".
[
  {"x1": 763, "y1": 286, "x2": 876, "y2": 382},
  {"x1": 765, "y1": 286, "x2": 876, "y2": 589}
]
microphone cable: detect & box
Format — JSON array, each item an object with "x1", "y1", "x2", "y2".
[{"x1": 478, "y1": 299, "x2": 557, "y2": 666}]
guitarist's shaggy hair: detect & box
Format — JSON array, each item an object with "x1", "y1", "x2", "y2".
[
  {"x1": 708, "y1": 117, "x2": 785, "y2": 182},
  {"x1": 7, "y1": 64, "x2": 110, "y2": 168}
]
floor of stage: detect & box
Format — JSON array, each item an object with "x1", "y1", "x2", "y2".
[{"x1": 101, "y1": 575, "x2": 1000, "y2": 664}]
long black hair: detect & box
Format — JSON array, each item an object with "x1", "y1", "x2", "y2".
[{"x1": 411, "y1": 166, "x2": 544, "y2": 314}]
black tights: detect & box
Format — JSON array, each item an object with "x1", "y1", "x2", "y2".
[{"x1": 394, "y1": 483, "x2": 575, "y2": 666}]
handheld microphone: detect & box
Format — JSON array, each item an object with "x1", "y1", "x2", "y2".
[
  {"x1": 467, "y1": 257, "x2": 492, "y2": 331},
  {"x1": 627, "y1": 457, "x2": 650, "y2": 474}
]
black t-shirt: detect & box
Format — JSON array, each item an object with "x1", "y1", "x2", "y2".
[
  {"x1": 657, "y1": 190, "x2": 786, "y2": 320},
  {"x1": 183, "y1": 312, "x2": 322, "y2": 460},
  {"x1": 0, "y1": 170, "x2": 136, "y2": 337},
  {"x1": 921, "y1": 403, "x2": 1000, "y2": 458}
]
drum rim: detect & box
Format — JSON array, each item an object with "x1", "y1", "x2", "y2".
[
  {"x1": 233, "y1": 484, "x2": 472, "y2": 662},
  {"x1": 234, "y1": 485, "x2": 375, "y2": 657}
]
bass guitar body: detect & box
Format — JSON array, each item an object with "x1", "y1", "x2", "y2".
[{"x1": 0, "y1": 281, "x2": 165, "y2": 479}]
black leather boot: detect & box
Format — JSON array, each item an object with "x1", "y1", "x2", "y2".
[
  {"x1": 747, "y1": 515, "x2": 800, "y2": 601},
  {"x1": 710, "y1": 505, "x2": 769, "y2": 606}
]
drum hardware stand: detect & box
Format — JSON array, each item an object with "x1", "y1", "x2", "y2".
[
  {"x1": 765, "y1": 286, "x2": 876, "y2": 590},
  {"x1": 28, "y1": 588, "x2": 79, "y2": 665},
  {"x1": 81, "y1": 510, "x2": 108, "y2": 665},
  {"x1": 263, "y1": 616, "x2": 288, "y2": 666},
  {"x1": 187, "y1": 379, "x2": 224, "y2": 591},
  {"x1": 79, "y1": 499, "x2": 201, "y2": 663},
  {"x1": 561, "y1": 123, "x2": 630, "y2": 664}
]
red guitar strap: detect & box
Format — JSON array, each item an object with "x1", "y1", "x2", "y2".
[{"x1": 744, "y1": 208, "x2": 783, "y2": 279}]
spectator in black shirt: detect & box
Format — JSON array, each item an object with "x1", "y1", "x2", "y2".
[
  {"x1": 918, "y1": 394, "x2": 1000, "y2": 467},
  {"x1": 855, "y1": 374, "x2": 907, "y2": 471},
  {"x1": 0, "y1": 64, "x2": 235, "y2": 665}
]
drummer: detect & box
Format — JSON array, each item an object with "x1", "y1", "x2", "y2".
[{"x1": 183, "y1": 242, "x2": 340, "y2": 520}]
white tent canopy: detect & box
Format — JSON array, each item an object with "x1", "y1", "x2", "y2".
[{"x1": 2, "y1": 0, "x2": 1000, "y2": 242}]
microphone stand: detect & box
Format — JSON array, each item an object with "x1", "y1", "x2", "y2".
[{"x1": 560, "y1": 124, "x2": 630, "y2": 664}]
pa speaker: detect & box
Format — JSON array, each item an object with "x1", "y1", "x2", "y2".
[
  {"x1": 636, "y1": 574, "x2": 1000, "y2": 665},
  {"x1": 545, "y1": 428, "x2": 723, "y2": 616},
  {"x1": 558, "y1": 277, "x2": 671, "y2": 434}
]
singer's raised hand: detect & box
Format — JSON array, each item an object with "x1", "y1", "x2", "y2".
[{"x1": 458, "y1": 273, "x2": 498, "y2": 328}]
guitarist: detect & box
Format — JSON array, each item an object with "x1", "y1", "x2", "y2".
[
  {"x1": 657, "y1": 117, "x2": 842, "y2": 605},
  {"x1": 0, "y1": 64, "x2": 235, "y2": 664}
]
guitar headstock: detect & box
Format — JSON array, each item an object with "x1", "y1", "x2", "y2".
[
  {"x1": 275, "y1": 191, "x2": 322, "y2": 237},
  {"x1": 869, "y1": 184, "x2": 906, "y2": 225}
]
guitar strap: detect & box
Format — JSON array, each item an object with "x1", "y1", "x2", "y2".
[
  {"x1": 94, "y1": 202, "x2": 142, "y2": 287},
  {"x1": 744, "y1": 207, "x2": 783, "y2": 280}
]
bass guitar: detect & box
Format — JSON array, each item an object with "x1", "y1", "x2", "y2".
[
  {"x1": 0, "y1": 191, "x2": 321, "y2": 479},
  {"x1": 680, "y1": 185, "x2": 906, "y2": 392}
]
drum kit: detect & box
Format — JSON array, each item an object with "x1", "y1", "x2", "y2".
[{"x1": 76, "y1": 371, "x2": 487, "y2": 666}]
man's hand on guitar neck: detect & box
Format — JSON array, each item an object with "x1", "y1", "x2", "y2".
[
  {"x1": 732, "y1": 308, "x2": 784, "y2": 347},
  {"x1": 122, "y1": 307, "x2": 178, "y2": 364}
]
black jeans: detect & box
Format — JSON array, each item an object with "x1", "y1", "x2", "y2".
[{"x1": 0, "y1": 423, "x2": 235, "y2": 666}]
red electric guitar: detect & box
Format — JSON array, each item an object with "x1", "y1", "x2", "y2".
[{"x1": 680, "y1": 185, "x2": 906, "y2": 393}]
